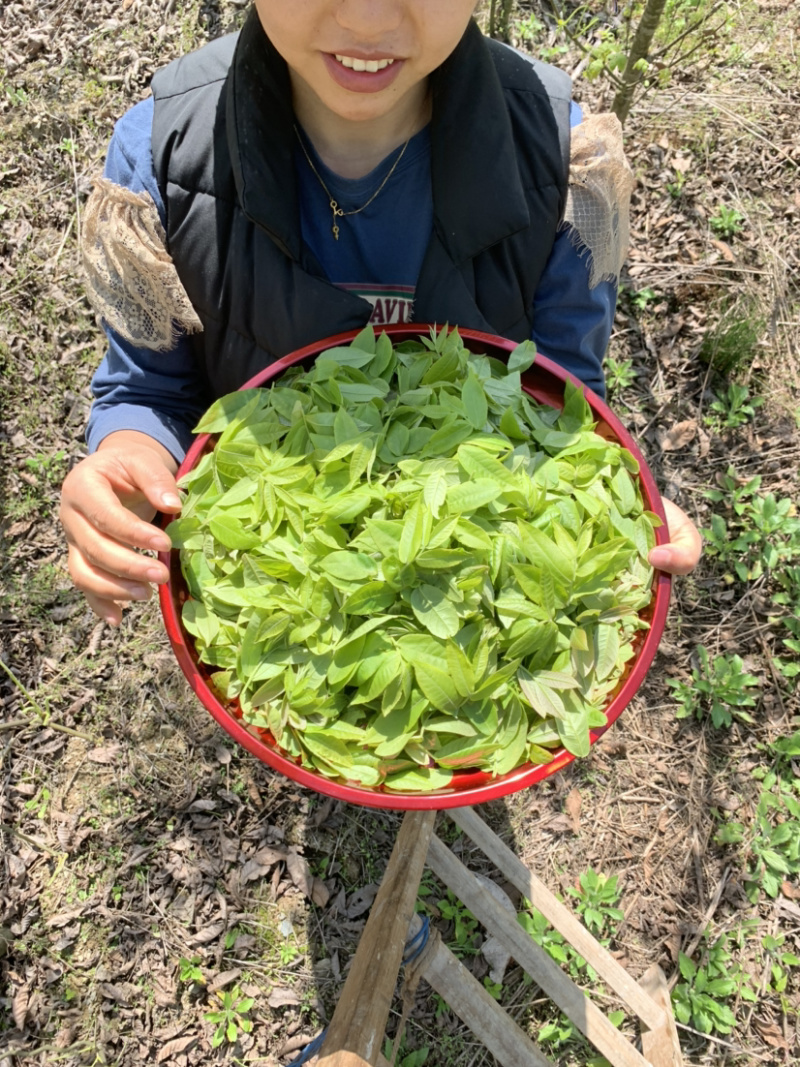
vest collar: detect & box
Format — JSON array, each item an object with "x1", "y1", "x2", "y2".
[{"x1": 227, "y1": 12, "x2": 530, "y2": 266}]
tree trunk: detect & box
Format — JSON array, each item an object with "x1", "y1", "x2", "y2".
[
  {"x1": 489, "y1": 0, "x2": 516, "y2": 42},
  {"x1": 612, "y1": 0, "x2": 669, "y2": 125}
]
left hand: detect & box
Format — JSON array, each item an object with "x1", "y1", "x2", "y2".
[{"x1": 648, "y1": 497, "x2": 703, "y2": 575}]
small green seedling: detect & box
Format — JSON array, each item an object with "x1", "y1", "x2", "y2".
[
  {"x1": 703, "y1": 466, "x2": 760, "y2": 516},
  {"x1": 605, "y1": 356, "x2": 637, "y2": 395},
  {"x1": 565, "y1": 869, "x2": 624, "y2": 940},
  {"x1": 538, "y1": 1014, "x2": 577, "y2": 1049},
  {"x1": 483, "y1": 976, "x2": 503, "y2": 1000},
  {"x1": 204, "y1": 984, "x2": 254, "y2": 1048},
  {"x1": 517, "y1": 898, "x2": 598, "y2": 982},
  {"x1": 763, "y1": 730, "x2": 800, "y2": 773},
  {"x1": 24, "y1": 787, "x2": 51, "y2": 820},
  {"x1": 709, "y1": 204, "x2": 745, "y2": 239},
  {"x1": 771, "y1": 563, "x2": 800, "y2": 677},
  {"x1": 24, "y1": 449, "x2": 66, "y2": 486},
  {"x1": 762, "y1": 934, "x2": 800, "y2": 994},
  {"x1": 279, "y1": 942, "x2": 300, "y2": 965},
  {"x1": 669, "y1": 646, "x2": 759, "y2": 728},
  {"x1": 5, "y1": 85, "x2": 29, "y2": 107},
  {"x1": 383, "y1": 1036, "x2": 429, "y2": 1067},
  {"x1": 178, "y1": 956, "x2": 204, "y2": 985},
  {"x1": 703, "y1": 487, "x2": 800, "y2": 583},
  {"x1": 704, "y1": 383, "x2": 763, "y2": 430},
  {"x1": 666, "y1": 170, "x2": 687, "y2": 200},
  {"x1": 630, "y1": 286, "x2": 657, "y2": 311},
  {"x1": 716, "y1": 774, "x2": 800, "y2": 901},
  {"x1": 672, "y1": 934, "x2": 755, "y2": 1035},
  {"x1": 437, "y1": 890, "x2": 479, "y2": 958}
]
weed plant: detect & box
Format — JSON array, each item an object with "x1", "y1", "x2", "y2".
[
  {"x1": 704, "y1": 384, "x2": 763, "y2": 430},
  {"x1": 709, "y1": 204, "x2": 746, "y2": 239},
  {"x1": 669, "y1": 646, "x2": 759, "y2": 728},
  {"x1": 699, "y1": 298, "x2": 764, "y2": 376},
  {"x1": 703, "y1": 474, "x2": 800, "y2": 583},
  {"x1": 565, "y1": 868, "x2": 624, "y2": 939},
  {"x1": 673, "y1": 931, "x2": 757, "y2": 1035},
  {"x1": 715, "y1": 771, "x2": 800, "y2": 901},
  {"x1": 204, "y1": 984, "x2": 255, "y2": 1049},
  {"x1": 605, "y1": 356, "x2": 638, "y2": 397}
]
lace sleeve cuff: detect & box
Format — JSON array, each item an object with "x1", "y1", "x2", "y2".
[
  {"x1": 563, "y1": 113, "x2": 636, "y2": 289},
  {"x1": 81, "y1": 177, "x2": 203, "y2": 351}
]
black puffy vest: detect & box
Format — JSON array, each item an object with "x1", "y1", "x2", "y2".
[{"x1": 151, "y1": 12, "x2": 570, "y2": 400}]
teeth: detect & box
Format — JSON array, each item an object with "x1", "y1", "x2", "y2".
[{"x1": 335, "y1": 54, "x2": 395, "y2": 72}]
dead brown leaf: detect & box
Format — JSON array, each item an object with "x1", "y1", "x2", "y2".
[
  {"x1": 12, "y1": 986, "x2": 29, "y2": 1029},
  {"x1": 710, "y1": 238, "x2": 736, "y2": 262},
  {"x1": 190, "y1": 922, "x2": 225, "y2": 945},
  {"x1": 285, "y1": 851, "x2": 313, "y2": 899},
  {"x1": 4, "y1": 519, "x2": 34, "y2": 539},
  {"x1": 345, "y1": 884, "x2": 379, "y2": 918},
  {"x1": 207, "y1": 969, "x2": 242, "y2": 994},
  {"x1": 87, "y1": 743, "x2": 122, "y2": 764},
  {"x1": 659, "y1": 419, "x2": 698, "y2": 451},
  {"x1": 45, "y1": 906, "x2": 85, "y2": 928},
  {"x1": 565, "y1": 788, "x2": 581, "y2": 833},
  {"x1": 545, "y1": 813, "x2": 575, "y2": 834},
  {"x1": 753, "y1": 1018, "x2": 789, "y2": 1050},
  {"x1": 780, "y1": 880, "x2": 800, "y2": 900},
  {"x1": 268, "y1": 986, "x2": 302, "y2": 1009},
  {"x1": 156, "y1": 1034, "x2": 199, "y2": 1062},
  {"x1": 311, "y1": 877, "x2": 331, "y2": 909},
  {"x1": 99, "y1": 982, "x2": 131, "y2": 1004}
]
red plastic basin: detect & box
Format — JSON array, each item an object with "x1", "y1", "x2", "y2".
[{"x1": 159, "y1": 324, "x2": 671, "y2": 809}]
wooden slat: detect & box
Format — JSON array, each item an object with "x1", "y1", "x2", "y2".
[
  {"x1": 316, "y1": 1055, "x2": 392, "y2": 1067},
  {"x1": 316, "y1": 1054, "x2": 380, "y2": 1067},
  {"x1": 450, "y1": 805, "x2": 666, "y2": 1031},
  {"x1": 639, "y1": 965, "x2": 684, "y2": 1067},
  {"x1": 319, "y1": 811, "x2": 436, "y2": 1065},
  {"x1": 406, "y1": 915, "x2": 553, "y2": 1067},
  {"x1": 427, "y1": 834, "x2": 651, "y2": 1067}
]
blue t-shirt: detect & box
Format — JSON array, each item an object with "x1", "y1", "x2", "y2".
[{"x1": 87, "y1": 97, "x2": 615, "y2": 461}]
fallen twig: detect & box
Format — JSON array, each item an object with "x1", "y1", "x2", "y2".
[
  {"x1": 0, "y1": 658, "x2": 95, "y2": 742},
  {"x1": 0, "y1": 819, "x2": 62, "y2": 857}
]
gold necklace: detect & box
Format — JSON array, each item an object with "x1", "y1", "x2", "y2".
[{"x1": 294, "y1": 125, "x2": 411, "y2": 240}]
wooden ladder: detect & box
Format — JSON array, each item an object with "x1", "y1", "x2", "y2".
[{"x1": 315, "y1": 808, "x2": 683, "y2": 1067}]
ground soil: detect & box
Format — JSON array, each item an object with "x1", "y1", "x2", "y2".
[{"x1": 1, "y1": 2, "x2": 799, "y2": 1066}]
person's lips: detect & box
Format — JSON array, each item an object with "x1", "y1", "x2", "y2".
[
  {"x1": 322, "y1": 51, "x2": 405, "y2": 93},
  {"x1": 335, "y1": 54, "x2": 395, "y2": 73}
]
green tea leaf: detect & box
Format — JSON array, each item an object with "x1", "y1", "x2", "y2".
[
  {"x1": 384, "y1": 766, "x2": 453, "y2": 792},
  {"x1": 462, "y1": 373, "x2": 488, "y2": 430},
  {"x1": 518, "y1": 672, "x2": 567, "y2": 720},
  {"x1": 410, "y1": 585, "x2": 461, "y2": 639},
  {"x1": 320, "y1": 551, "x2": 378, "y2": 582}
]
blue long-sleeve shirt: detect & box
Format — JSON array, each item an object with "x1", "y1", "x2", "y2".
[{"x1": 87, "y1": 97, "x2": 615, "y2": 462}]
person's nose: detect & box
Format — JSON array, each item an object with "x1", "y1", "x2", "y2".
[{"x1": 334, "y1": 0, "x2": 404, "y2": 40}]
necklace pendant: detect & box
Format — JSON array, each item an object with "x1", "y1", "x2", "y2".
[{"x1": 330, "y1": 200, "x2": 342, "y2": 241}]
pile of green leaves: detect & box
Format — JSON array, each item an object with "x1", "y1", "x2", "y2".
[{"x1": 167, "y1": 327, "x2": 658, "y2": 792}]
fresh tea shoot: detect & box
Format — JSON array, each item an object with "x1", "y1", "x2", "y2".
[{"x1": 168, "y1": 327, "x2": 658, "y2": 791}]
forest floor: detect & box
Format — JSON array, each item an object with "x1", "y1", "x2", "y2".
[{"x1": 1, "y1": 1, "x2": 799, "y2": 1065}]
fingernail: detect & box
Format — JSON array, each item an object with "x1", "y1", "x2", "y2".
[
  {"x1": 146, "y1": 566, "x2": 166, "y2": 583},
  {"x1": 126, "y1": 585, "x2": 150, "y2": 600},
  {"x1": 648, "y1": 547, "x2": 671, "y2": 568},
  {"x1": 161, "y1": 492, "x2": 182, "y2": 509},
  {"x1": 149, "y1": 536, "x2": 172, "y2": 552}
]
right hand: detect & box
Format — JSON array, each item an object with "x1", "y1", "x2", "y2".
[{"x1": 59, "y1": 431, "x2": 183, "y2": 626}]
